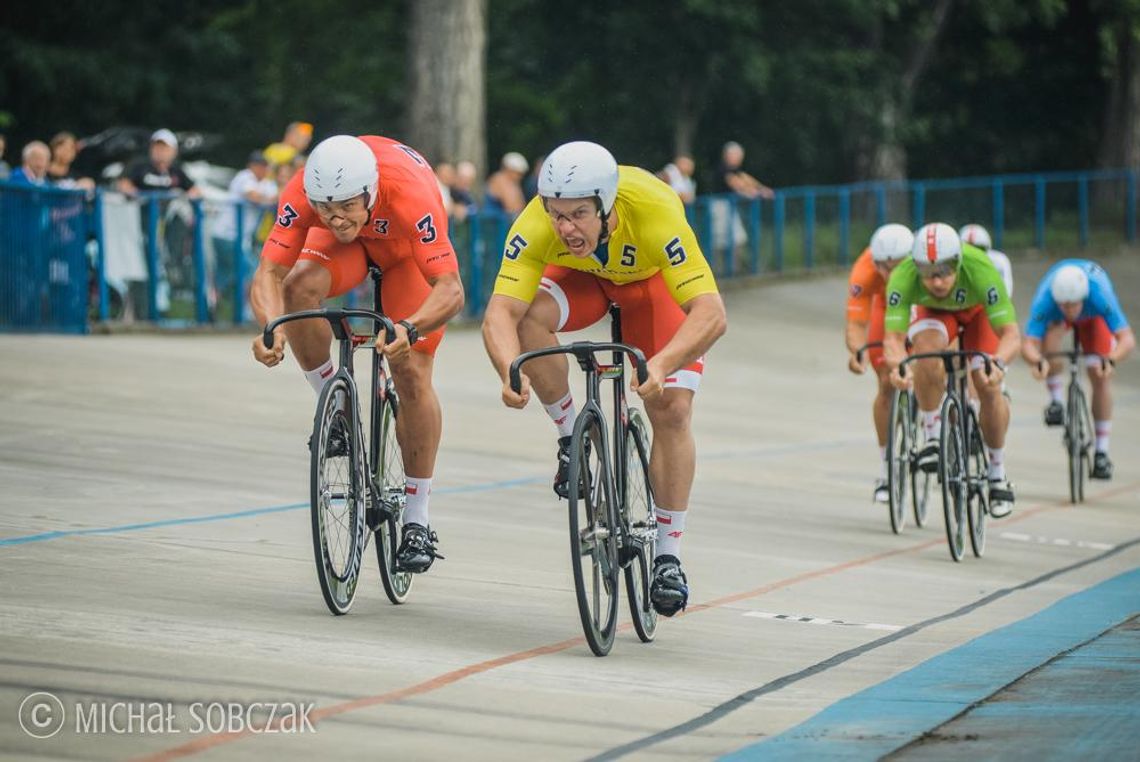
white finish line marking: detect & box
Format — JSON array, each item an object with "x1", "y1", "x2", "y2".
[
  {"x1": 999, "y1": 532, "x2": 1114, "y2": 550},
  {"x1": 743, "y1": 611, "x2": 903, "y2": 632}
]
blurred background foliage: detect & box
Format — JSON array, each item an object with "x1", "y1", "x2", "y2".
[{"x1": 2, "y1": 0, "x2": 1138, "y2": 189}]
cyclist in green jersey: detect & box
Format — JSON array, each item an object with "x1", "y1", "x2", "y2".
[{"x1": 883, "y1": 222, "x2": 1022, "y2": 518}]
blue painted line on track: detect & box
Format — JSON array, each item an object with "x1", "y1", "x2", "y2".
[
  {"x1": 721, "y1": 565, "x2": 1140, "y2": 761},
  {"x1": 0, "y1": 476, "x2": 545, "y2": 547}
]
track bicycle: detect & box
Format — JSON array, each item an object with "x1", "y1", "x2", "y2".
[
  {"x1": 510, "y1": 306, "x2": 657, "y2": 657},
  {"x1": 1042, "y1": 336, "x2": 1111, "y2": 504},
  {"x1": 855, "y1": 342, "x2": 932, "y2": 534},
  {"x1": 263, "y1": 266, "x2": 413, "y2": 615},
  {"x1": 898, "y1": 347, "x2": 995, "y2": 562}
]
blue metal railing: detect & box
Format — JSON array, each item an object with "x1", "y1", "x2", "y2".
[{"x1": 1, "y1": 167, "x2": 1138, "y2": 332}]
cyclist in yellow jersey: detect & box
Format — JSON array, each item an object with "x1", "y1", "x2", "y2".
[{"x1": 482, "y1": 141, "x2": 727, "y2": 617}]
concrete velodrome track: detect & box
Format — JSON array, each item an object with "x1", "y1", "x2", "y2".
[{"x1": 1, "y1": 253, "x2": 1138, "y2": 761}]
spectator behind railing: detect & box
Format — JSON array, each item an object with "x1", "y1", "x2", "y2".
[
  {"x1": 263, "y1": 121, "x2": 313, "y2": 170},
  {"x1": 116, "y1": 129, "x2": 201, "y2": 199},
  {"x1": 658, "y1": 154, "x2": 697, "y2": 204},
  {"x1": 484, "y1": 151, "x2": 528, "y2": 215},
  {"x1": 0, "y1": 134, "x2": 10, "y2": 180},
  {"x1": 522, "y1": 153, "x2": 545, "y2": 203},
  {"x1": 434, "y1": 160, "x2": 457, "y2": 218},
  {"x1": 450, "y1": 160, "x2": 478, "y2": 221},
  {"x1": 212, "y1": 150, "x2": 278, "y2": 320},
  {"x1": 710, "y1": 141, "x2": 773, "y2": 267},
  {"x1": 47, "y1": 132, "x2": 95, "y2": 191},
  {"x1": 9, "y1": 141, "x2": 50, "y2": 186}
]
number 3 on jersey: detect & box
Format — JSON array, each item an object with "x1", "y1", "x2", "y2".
[
  {"x1": 416, "y1": 214, "x2": 437, "y2": 244},
  {"x1": 665, "y1": 237, "x2": 687, "y2": 266}
]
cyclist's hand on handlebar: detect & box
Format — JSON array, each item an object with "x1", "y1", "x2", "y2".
[
  {"x1": 1090, "y1": 357, "x2": 1114, "y2": 380},
  {"x1": 980, "y1": 359, "x2": 1005, "y2": 387},
  {"x1": 1030, "y1": 358, "x2": 1048, "y2": 381},
  {"x1": 632, "y1": 359, "x2": 667, "y2": 400},
  {"x1": 888, "y1": 365, "x2": 910, "y2": 391},
  {"x1": 381, "y1": 324, "x2": 413, "y2": 363},
  {"x1": 848, "y1": 352, "x2": 866, "y2": 375},
  {"x1": 502, "y1": 373, "x2": 530, "y2": 409},
  {"x1": 253, "y1": 330, "x2": 285, "y2": 367}
]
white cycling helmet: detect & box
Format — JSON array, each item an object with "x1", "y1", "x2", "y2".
[
  {"x1": 958, "y1": 223, "x2": 992, "y2": 250},
  {"x1": 1050, "y1": 264, "x2": 1089, "y2": 303},
  {"x1": 304, "y1": 135, "x2": 379, "y2": 209},
  {"x1": 911, "y1": 222, "x2": 962, "y2": 268},
  {"x1": 538, "y1": 141, "x2": 620, "y2": 214},
  {"x1": 869, "y1": 223, "x2": 915, "y2": 264}
]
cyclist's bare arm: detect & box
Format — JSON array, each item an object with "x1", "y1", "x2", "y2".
[
  {"x1": 482, "y1": 294, "x2": 532, "y2": 407},
  {"x1": 1110, "y1": 327, "x2": 1136, "y2": 363},
  {"x1": 381, "y1": 271, "x2": 465, "y2": 358},
  {"x1": 250, "y1": 257, "x2": 291, "y2": 366},
  {"x1": 845, "y1": 320, "x2": 869, "y2": 355},
  {"x1": 994, "y1": 322, "x2": 1021, "y2": 366},
  {"x1": 639, "y1": 292, "x2": 727, "y2": 393}
]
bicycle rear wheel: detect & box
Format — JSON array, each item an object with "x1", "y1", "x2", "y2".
[
  {"x1": 909, "y1": 393, "x2": 932, "y2": 527},
  {"x1": 965, "y1": 407, "x2": 987, "y2": 558},
  {"x1": 568, "y1": 409, "x2": 619, "y2": 656},
  {"x1": 374, "y1": 391, "x2": 412, "y2": 604},
  {"x1": 886, "y1": 389, "x2": 910, "y2": 534},
  {"x1": 621, "y1": 410, "x2": 657, "y2": 643},
  {"x1": 311, "y1": 377, "x2": 367, "y2": 615},
  {"x1": 939, "y1": 395, "x2": 967, "y2": 562},
  {"x1": 1067, "y1": 382, "x2": 1089, "y2": 504}
]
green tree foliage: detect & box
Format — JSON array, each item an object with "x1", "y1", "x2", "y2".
[{"x1": 0, "y1": 0, "x2": 1130, "y2": 184}]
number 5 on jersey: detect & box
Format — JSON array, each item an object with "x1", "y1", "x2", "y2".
[{"x1": 665, "y1": 237, "x2": 687, "y2": 266}]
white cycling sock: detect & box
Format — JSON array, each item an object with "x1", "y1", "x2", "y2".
[
  {"x1": 403, "y1": 476, "x2": 432, "y2": 527},
  {"x1": 655, "y1": 507, "x2": 687, "y2": 560},
  {"x1": 1046, "y1": 375, "x2": 1063, "y2": 404},
  {"x1": 304, "y1": 359, "x2": 335, "y2": 395},
  {"x1": 921, "y1": 409, "x2": 941, "y2": 441},
  {"x1": 544, "y1": 392, "x2": 577, "y2": 438},
  {"x1": 1095, "y1": 420, "x2": 1111, "y2": 453},
  {"x1": 879, "y1": 447, "x2": 888, "y2": 479},
  {"x1": 987, "y1": 447, "x2": 1005, "y2": 480}
]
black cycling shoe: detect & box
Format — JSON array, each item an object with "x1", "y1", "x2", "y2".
[
  {"x1": 308, "y1": 417, "x2": 350, "y2": 458},
  {"x1": 649, "y1": 554, "x2": 689, "y2": 617},
  {"x1": 1092, "y1": 451, "x2": 1114, "y2": 480},
  {"x1": 395, "y1": 522, "x2": 444, "y2": 573},
  {"x1": 1044, "y1": 401, "x2": 1064, "y2": 427},
  {"x1": 554, "y1": 435, "x2": 582, "y2": 499},
  {"x1": 916, "y1": 440, "x2": 940, "y2": 473}
]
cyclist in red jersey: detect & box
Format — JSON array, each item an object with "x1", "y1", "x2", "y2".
[{"x1": 249, "y1": 135, "x2": 465, "y2": 574}]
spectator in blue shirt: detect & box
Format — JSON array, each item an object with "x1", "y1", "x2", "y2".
[{"x1": 9, "y1": 141, "x2": 50, "y2": 186}]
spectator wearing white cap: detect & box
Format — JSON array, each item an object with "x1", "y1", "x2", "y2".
[
  {"x1": 117, "y1": 128, "x2": 200, "y2": 198},
  {"x1": 484, "y1": 151, "x2": 529, "y2": 215}
]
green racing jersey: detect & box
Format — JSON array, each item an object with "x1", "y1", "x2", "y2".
[{"x1": 884, "y1": 244, "x2": 1017, "y2": 333}]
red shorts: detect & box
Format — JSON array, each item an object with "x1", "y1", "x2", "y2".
[
  {"x1": 538, "y1": 266, "x2": 704, "y2": 391},
  {"x1": 867, "y1": 294, "x2": 886, "y2": 369},
  {"x1": 1061, "y1": 316, "x2": 1114, "y2": 357},
  {"x1": 909, "y1": 304, "x2": 999, "y2": 360},
  {"x1": 296, "y1": 228, "x2": 445, "y2": 355}
]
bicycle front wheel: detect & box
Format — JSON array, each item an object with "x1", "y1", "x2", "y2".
[
  {"x1": 1067, "y1": 382, "x2": 1089, "y2": 504},
  {"x1": 374, "y1": 390, "x2": 413, "y2": 604},
  {"x1": 621, "y1": 410, "x2": 657, "y2": 644},
  {"x1": 568, "y1": 409, "x2": 619, "y2": 656},
  {"x1": 965, "y1": 407, "x2": 987, "y2": 558},
  {"x1": 939, "y1": 395, "x2": 967, "y2": 562},
  {"x1": 909, "y1": 393, "x2": 932, "y2": 527},
  {"x1": 886, "y1": 389, "x2": 910, "y2": 534},
  {"x1": 311, "y1": 377, "x2": 366, "y2": 615}
]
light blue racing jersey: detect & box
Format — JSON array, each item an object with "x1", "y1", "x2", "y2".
[{"x1": 1025, "y1": 259, "x2": 1129, "y2": 339}]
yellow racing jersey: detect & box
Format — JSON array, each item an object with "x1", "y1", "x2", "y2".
[{"x1": 492, "y1": 166, "x2": 719, "y2": 305}]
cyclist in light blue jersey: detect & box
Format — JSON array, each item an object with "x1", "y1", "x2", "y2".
[{"x1": 1020, "y1": 260, "x2": 1135, "y2": 479}]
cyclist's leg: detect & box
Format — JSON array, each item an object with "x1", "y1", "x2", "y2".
[
  {"x1": 521, "y1": 267, "x2": 609, "y2": 498},
  {"x1": 1041, "y1": 321, "x2": 1069, "y2": 424},
  {"x1": 1079, "y1": 317, "x2": 1115, "y2": 477},
  {"x1": 380, "y1": 254, "x2": 447, "y2": 571},
  {"x1": 609, "y1": 275, "x2": 697, "y2": 616},
  {"x1": 869, "y1": 295, "x2": 891, "y2": 499},
  {"x1": 907, "y1": 308, "x2": 952, "y2": 468},
  {"x1": 966, "y1": 309, "x2": 1014, "y2": 515},
  {"x1": 282, "y1": 229, "x2": 369, "y2": 387}
]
